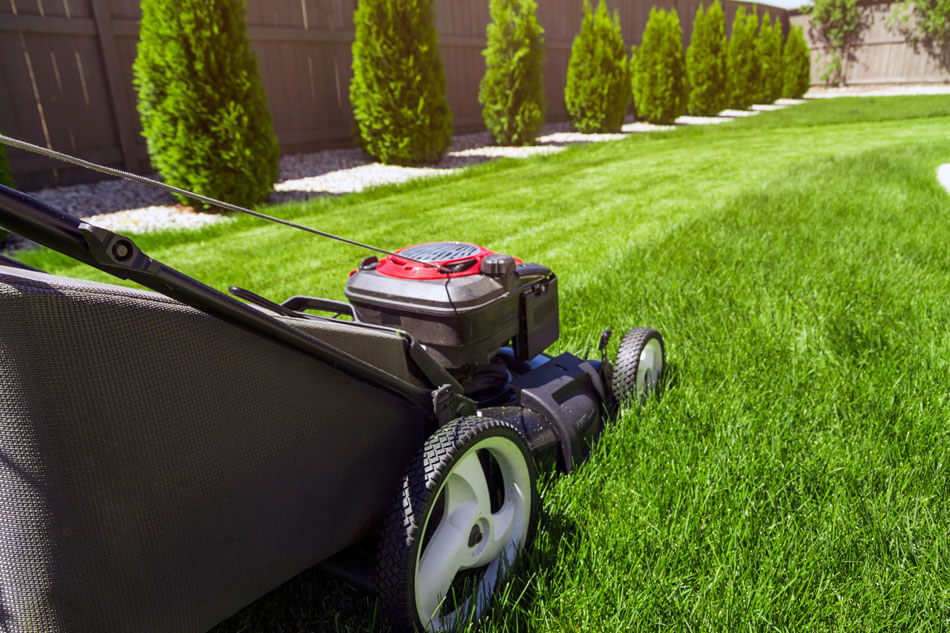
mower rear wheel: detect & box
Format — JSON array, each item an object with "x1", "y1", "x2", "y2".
[
  {"x1": 376, "y1": 416, "x2": 538, "y2": 632},
  {"x1": 612, "y1": 327, "x2": 665, "y2": 402}
]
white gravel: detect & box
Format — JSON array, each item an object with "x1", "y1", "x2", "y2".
[
  {"x1": 676, "y1": 115, "x2": 732, "y2": 125},
  {"x1": 805, "y1": 84, "x2": 950, "y2": 98},
  {"x1": 82, "y1": 205, "x2": 235, "y2": 233},
  {"x1": 718, "y1": 108, "x2": 762, "y2": 118}
]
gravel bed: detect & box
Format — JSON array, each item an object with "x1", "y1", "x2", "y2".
[
  {"x1": 805, "y1": 84, "x2": 950, "y2": 98},
  {"x1": 0, "y1": 92, "x2": 864, "y2": 246},
  {"x1": 3, "y1": 86, "x2": 941, "y2": 253},
  {"x1": 29, "y1": 176, "x2": 177, "y2": 217},
  {"x1": 718, "y1": 108, "x2": 762, "y2": 118},
  {"x1": 676, "y1": 115, "x2": 731, "y2": 125},
  {"x1": 83, "y1": 205, "x2": 235, "y2": 233}
]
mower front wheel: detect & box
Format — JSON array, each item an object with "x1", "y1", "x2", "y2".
[
  {"x1": 376, "y1": 416, "x2": 538, "y2": 632},
  {"x1": 612, "y1": 327, "x2": 665, "y2": 402}
]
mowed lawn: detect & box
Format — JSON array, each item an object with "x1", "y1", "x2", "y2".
[{"x1": 18, "y1": 95, "x2": 950, "y2": 631}]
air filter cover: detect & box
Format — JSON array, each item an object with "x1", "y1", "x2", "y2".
[{"x1": 375, "y1": 242, "x2": 497, "y2": 280}]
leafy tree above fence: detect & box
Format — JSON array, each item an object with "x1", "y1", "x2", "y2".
[
  {"x1": 803, "y1": 0, "x2": 862, "y2": 86},
  {"x1": 890, "y1": 0, "x2": 950, "y2": 42}
]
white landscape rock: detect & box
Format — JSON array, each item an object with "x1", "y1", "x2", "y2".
[
  {"x1": 718, "y1": 109, "x2": 761, "y2": 118},
  {"x1": 622, "y1": 121, "x2": 677, "y2": 133},
  {"x1": 448, "y1": 145, "x2": 563, "y2": 159},
  {"x1": 274, "y1": 163, "x2": 442, "y2": 196},
  {"x1": 938, "y1": 164, "x2": 950, "y2": 195},
  {"x1": 806, "y1": 84, "x2": 950, "y2": 98},
  {"x1": 676, "y1": 115, "x2": 730, "y2": 125}
]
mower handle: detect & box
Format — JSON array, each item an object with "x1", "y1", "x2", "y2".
[{"x1": 0, "y1": 184, "x2": 459, "y2": 419}]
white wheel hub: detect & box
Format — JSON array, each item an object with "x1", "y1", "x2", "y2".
[
  {"x1": 636, "y1": 338, "x2": 664, "y2": 396},
  {"x1": 414, "y1": 436, "x2": 532, "y2": 631}
]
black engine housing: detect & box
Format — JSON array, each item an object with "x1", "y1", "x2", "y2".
[{"x1": 344, "y1": 247, "x2": 559, "y2": 370}]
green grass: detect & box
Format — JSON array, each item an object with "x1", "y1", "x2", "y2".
[{"x1": 14, "y1": 95, "x2": 950, "y2": 631}]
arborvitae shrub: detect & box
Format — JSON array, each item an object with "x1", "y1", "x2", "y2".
[
  {"x1": 686, "y1": 1, "x2": 728, "y2": 116},
  {"x1": 0, "y1": 139, "x2": 11, "y2": 246},
  {"x1": 756, "y1": 13, "x2": 784, "y2": 103},
  {"x1": 633, "y1": 8, "x2": 688, "y2": 124},
  {"x1": 479, "y1": 0, "x2": 546, "y2": 145},
  {"x1": 628, "y1": 44, "x2": 639, "y2": 119},
  {"x1": 350, "y1": 0, "x2": 452, "y2": 164},
  {"x1": 766, "y1": 15, "x2": 785, "y2": 102},
  {"x1": 134, "y1": 0, "x2": 279, "y2": 209},
  {"x1": 727, "y1": 8, "x2": 759, "y2": 109},
  {"x1": 565, "y1": 0, "x2": 630, "y2": 133},
  {"x1": 783, "y1": 26, "x2": 812, "y2": 98}
]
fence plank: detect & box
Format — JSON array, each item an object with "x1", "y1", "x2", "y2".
[
  {"x1": 789, "y1": 6, "x2": 950, "y2": 87},
  {"x1": 91, "y1": 0, "x2": 137, "y2": 171}
]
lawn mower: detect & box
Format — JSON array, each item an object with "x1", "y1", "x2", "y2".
[{"x1": 0, "y1": 136, "x2": 665, "y2": 633}]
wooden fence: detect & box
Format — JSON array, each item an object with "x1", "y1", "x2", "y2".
[
  {"x1": 790, "y1": 3, "x2": 950, "y2": 87},
  {"x1": 1, "y1": 0, "x2": 784, "y2": 189}
]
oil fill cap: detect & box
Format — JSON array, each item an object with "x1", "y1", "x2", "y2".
[{"x1": 480, "y1": 253, "x2": 516, "y2": 278}]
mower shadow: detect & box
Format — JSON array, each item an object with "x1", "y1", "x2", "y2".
[
  {"x1": 207, "y1": 506, "x2": 580, "y2": 633},
  {"x1": 208, "y1": 563, "x2": 387, "y2": 633}
]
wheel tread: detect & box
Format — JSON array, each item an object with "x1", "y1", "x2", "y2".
[
  {"x1": 611, "y1": 326, "x2": 665, "y2": 402},
  {"x1": 376, "y1": 416, "x2": 536, "y2": 632}
]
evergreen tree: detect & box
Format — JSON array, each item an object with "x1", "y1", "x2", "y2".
[
  {"x1": 565, "y1": 0, "x2": 630, "y2": 133},
  {"x1": 765, "y1": 15, "x2": 785, "y2": 102},
  {"x1": 350, "y1": 0, "x2": 452, "y2": 164},
  {"x1": 479, "y1": 0, "x2": 546, "y2": 145},
  {"x1": 782, "y1": 26, "x2": 812, "y2": 98},
  {"x1": 686, "y1": 1, "x2": 728, "y2": 115},
  {"x1": 134, "y1": 0, "x2": 279, "y2": 209},
  {"x1": 633, "y1": 8, "x2": 688, "y2": 124},
  {"x1": 727, "y1": 8, "x2": 759, "y2": 109},
  {"x1": 629, "y1": 44, "x2": 639, "y2": 119},
  {"x1": 756, "y1": 13, "x2": 784, "y2": 103}
]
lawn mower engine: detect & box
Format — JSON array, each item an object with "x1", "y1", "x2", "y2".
[{"x1": 345, "y1": 241, "x2": 609, "y2": 471}]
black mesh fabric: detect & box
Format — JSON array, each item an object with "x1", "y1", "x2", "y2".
[{"x1": 0, "y1": 265, "x2": 427, "y2": 632}]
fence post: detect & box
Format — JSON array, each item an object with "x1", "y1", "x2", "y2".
[{"x1": 91, "y1": 2, "x2": 139, "y2": 173}]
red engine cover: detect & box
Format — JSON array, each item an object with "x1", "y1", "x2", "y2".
[{"x1": 375, "y1": 242, "x2": 511, "y2": 280}]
